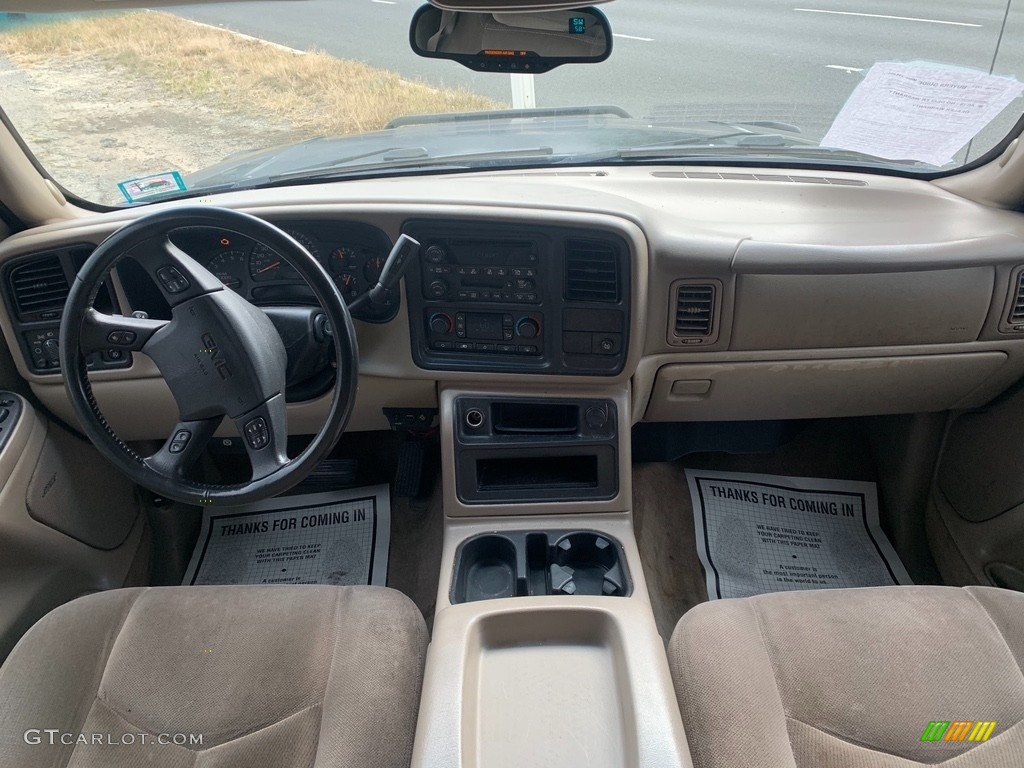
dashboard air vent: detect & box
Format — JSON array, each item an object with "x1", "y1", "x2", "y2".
[
  {"x1": 9, "y1": 256, "x2": 69, "y2": 318},
  {"x1": 565, "y1": 239, "x2": 620, "y2": 303},
  {"x1": 1010, "y1": 271, "x2": 1024, "y2": 324},
  {"x1": 674, "y1": 283, "x2": 715, "y2": 336}
]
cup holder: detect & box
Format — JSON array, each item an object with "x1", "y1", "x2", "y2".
[
  {"x1": 452, "y1": 535, "x2": 520, "y2": 603},
  {"x1": 451, "y1": 530, "x2": 630, "y2": 604},
  {"x1": 550, "y1": 533, "x2": 627, "y2": 597}
]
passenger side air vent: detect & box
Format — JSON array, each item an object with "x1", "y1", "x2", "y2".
[
  {"x1": 670, "y1": 279, "x2": 721, "y2": 346},
  {"x1": 1009, "y1": 271, "x2": 1024, "y2": 324},
  {"x1": 564, "y1": 239, "x2": 620, "y2": 303},
  {"x1": 9, "y1": 255, "x2": 69, "y2": 319}
]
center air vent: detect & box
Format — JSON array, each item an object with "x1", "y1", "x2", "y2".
[
  {"x1": 9, "y1": 255, "x2": 70, "y2": 319},
  {"x1": 565, "y1": 238, "x2": 620, "y2": 303},
  {"x1": 1009, "y1": 271, "x2": 1024, "y2": 324},
  {"x1": 670, "y1": 280, "x2": 721, "y2": 346}
]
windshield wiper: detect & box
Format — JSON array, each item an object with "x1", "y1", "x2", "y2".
[
  {"x1": 266, "y1": 146, "x2": 557, "y2": 184},
  {"x1": 125, "y1": 147, "x2": 560, "y2": 205},
  {"x1": 613, "y1": 143, "x2": 933, "y2": 168}
]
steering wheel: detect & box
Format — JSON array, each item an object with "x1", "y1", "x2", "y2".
[{"x1": 59, "y1": 206, "x2": 358, "y2": 506}]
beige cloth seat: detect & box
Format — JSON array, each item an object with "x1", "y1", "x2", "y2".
[
  {"x1": 0, "y1": 585, "x2": 427, "y2": 768},
  {"x1": 669, "y1": 586, "x2": 1024, "y2": 767}
]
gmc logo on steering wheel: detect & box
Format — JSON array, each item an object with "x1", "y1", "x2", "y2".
[{"x1": 200, "y1": 332, "x2": 233, "y2": 381}]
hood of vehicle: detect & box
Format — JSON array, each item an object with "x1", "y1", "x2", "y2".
[{"x1": 184, "y1": 107, "x2": 811, "y2": 187}]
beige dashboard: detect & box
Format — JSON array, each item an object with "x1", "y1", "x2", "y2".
[{"x1": 2, "y1": 164, "x2": 1024, "y2": 441}]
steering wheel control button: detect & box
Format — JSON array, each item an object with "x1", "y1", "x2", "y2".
[
  {"x1": 156, "y1": 265, "x2": 191, "y2": 294},
  {"x1": 244, "y1": 417, "x2": 270, "y2": 450},
  {"x1": 106, "y1": 330, "x2": 137, "y2": 346},
  {"x1": 168, "y1": 430, "x2": 192, "y2": 454}
]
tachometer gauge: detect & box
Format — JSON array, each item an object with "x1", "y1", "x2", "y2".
[
  {"x1": 206, "y1": 249, "x2": 250, "y2": 292},
  {"x1": 250, "y1": 229, "x2": 317, "y2": 282}
]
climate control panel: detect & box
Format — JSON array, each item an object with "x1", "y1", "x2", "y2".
[{"x1": 425, "y1": 310, "x2": 544, "y2": 356}]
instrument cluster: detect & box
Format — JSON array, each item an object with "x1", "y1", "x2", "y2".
[{"x1": 167, "y1": 221, "x2": 396, "y2": 321}]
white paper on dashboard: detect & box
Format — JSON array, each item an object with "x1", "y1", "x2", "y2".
[{"x1": 821, "y1": 62, "x2": 1024, "y2": 166}]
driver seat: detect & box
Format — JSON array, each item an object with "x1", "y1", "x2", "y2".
[{"x1": 0, "y1": 585, "x2": 427, "y2": 767}]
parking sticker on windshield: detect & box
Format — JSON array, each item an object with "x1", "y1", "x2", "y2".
[
  {"x1": 822, "y1": 62, "x2": 1024, "y2": 166},
  {"x1": 182, "y1": 485, "x2": 391, "y2": 587},
  {"x1": 685, "y1": 469, "x2": 911, "y2": 600},
  {"x1": 117, "y1": 170, "x2": 186, "y2": 203}
]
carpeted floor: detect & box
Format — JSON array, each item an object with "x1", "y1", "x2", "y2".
[{"x1": 387, "y1": 473, "x2": 444, "y2": 629}]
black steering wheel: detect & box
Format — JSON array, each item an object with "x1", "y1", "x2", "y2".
[{"x1": 59, "y1": 206, "x2": 358, "y2": 506}]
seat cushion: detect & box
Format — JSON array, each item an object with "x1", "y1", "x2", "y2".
[
  {"x1": 669, "y1": 586, "x2": 1024, "y2": 768},
  {"x1": 0, "y1": 585, "x2": 427, "y2": 768}
]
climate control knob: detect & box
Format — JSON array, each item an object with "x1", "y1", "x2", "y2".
[
  {"x1": 428, "y1": 312, "x2": 453, "y2": 335},
  {"x1": 427, "y1": 279, "x2": 449, "y2": 299},
  {"x1": 515, "y1": 317, "x2": 540, "y2": 339}
]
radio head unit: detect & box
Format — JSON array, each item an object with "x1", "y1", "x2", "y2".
[{"x1": 405, "y1": 220, "x2": 630, "y2": 376}]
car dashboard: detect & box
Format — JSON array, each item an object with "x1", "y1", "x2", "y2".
[{"x1": 1, "y1": 165, "x2": 1023, "y2": 449}]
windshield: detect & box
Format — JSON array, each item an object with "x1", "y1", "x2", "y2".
[{"x1": 1, "y1": 2, "x2": 1023, "y2": 205}]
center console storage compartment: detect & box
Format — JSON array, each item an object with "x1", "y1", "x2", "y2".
[
  {"x1": 465, "y1": 609, "x2": 637, "y2": 768},
  {"x1": 454, "y1": 396, "x2": 618, "y2": 504},
  {"x1": 452, "y1": 530, "x2": 631, "y2": 603}
]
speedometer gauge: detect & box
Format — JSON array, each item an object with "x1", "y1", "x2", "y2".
[{"x1": 250, "y1": 229, "x2": 317, "y2": 282}]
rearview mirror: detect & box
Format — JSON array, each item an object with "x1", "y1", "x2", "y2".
[{"x1": 409, "y1": 4, "x2": 612, "y2": 74}]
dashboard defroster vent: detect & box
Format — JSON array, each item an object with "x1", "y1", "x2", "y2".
[
  {"x1": 9, "y1": 255, "x2": 69, "y2": 319},
  {"x1": 565, "y1": 239, "x2": 620, "y2": 303},
  {"x1": 1010, "y1": 271, "x2": 1024, "y2": 324}
]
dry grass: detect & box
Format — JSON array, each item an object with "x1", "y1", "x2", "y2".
[{"x1": 0, "y1": 11, "x2": 502, "y2": 136}]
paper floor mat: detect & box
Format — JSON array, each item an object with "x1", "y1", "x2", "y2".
[
  {"x1": 183, "y1": 485, "x2": 390, "y2": 586},
  {"x1": 685, "y1": 470, "x2": 911, "y2": 600}
]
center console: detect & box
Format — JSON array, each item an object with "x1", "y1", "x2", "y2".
[
  {"x1": 453, "y1": 396, "x2": 619, "y2": 504},
  {"x1": 414, "y1": 384, "x2": 691, "y2": 767},
  {"x1": 404, "y1": 220, "x2": 630, "y2": 376}
]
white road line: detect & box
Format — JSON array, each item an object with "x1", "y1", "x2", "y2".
[
  {"x1": 794, "y1": 8, "x2": 982, "y2": 27},
  {"x1": 613, "y1": 33, "x2": 654, "y2": 42},
  {"x1": 826, "y1": 64, "x2": 864, "y2": 73},
  {"x1": 371, "y1": 0, "x2": 397, "y2": 4}
]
